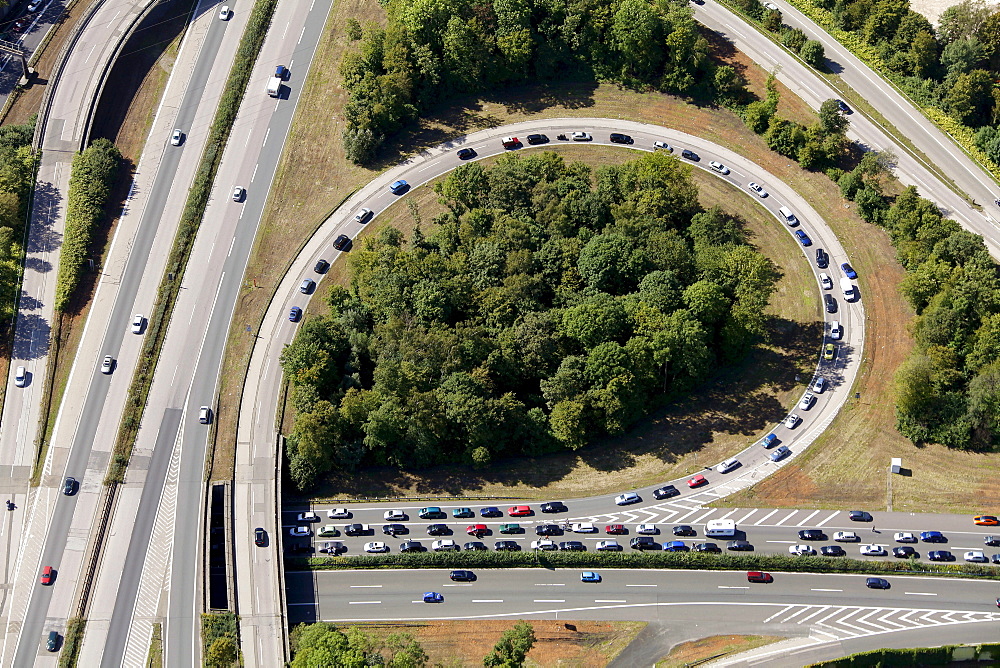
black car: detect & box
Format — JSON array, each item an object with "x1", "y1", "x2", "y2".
[
  {"x1": 426, "y1": 524, "x2": 449, "y2": 536},
  {"x1": 984, "y1": 536, "x2": 1000, "y2": 547},
  {"x1": 727, "y1": 540, "x2": 753, "y2": 551},
  {"x1": 673, "y1": 525, "x2": 696, "y2": 537},
  {"x1": 866, "y1": 577, "x2": 890, "y2": 589},
  {"x1": 540, "y1": 501, "x2": 567, "y2": 513},
  {"x1": 928, "y1": 550, "x2": 953, "y2": 561},
  {"x1": 630, "y1": 536, "x2": 656, "y2": 550},
  {"x1": 314, "y1": 259, "x2": 330, "y2": 274},
  {"x1": 681, "y1": 149, "x2": 699, "y2": 161},
  {"x1": 652, "y1": 485, "x2": 679, "y2": 499},
  {"x1": 798, "y1": 529, "x2": 826, "y2": 541},
  {"x1": 893, "y1": 546, "x2": 916, "y2": 558},
  {"x1": 333, "y1": 234, "x2": 351, "y2": 251},
  {"x1": 815, "y1": 248, "x2": 828, "y2": 268},
  {"x1": 464, "y1": 541, "x2": 487, "y2": 551},
  {"x1": 849, "y1": 510, "x2": 873, "y2": 522},
  {"x1": 399, "y1": 541, "x2": 423, "y2": 552},
  {"x1": 449, "y1": 570, "x2": 476, "y2": 581},
  {"x1": 693, "y1": 542, "x2": 721, "y2": 553},
  {"x1": 526, "y1": 134, "x2": 548, "y2": 145},
  {"x1": 63, "y1": 477, "x2": 77, "y2": 496},
  {"x1": 343, "y1": 523, "x2": 366, "y2": 536},
  {"x1": 821, "y1": 545, "x2": 845, "y2": 556},
  {"x1": 254, "y1": 527, "x2": 267, "y2": 547},
  {"x1": 457, "y1": 147, "x2": 476, "y2": 159},
  {"x1": 46, "y1": 631, "x2": 59, "y2": 652},
  {"x1": 382, "y1": 524, "x2": 407, "y2": 536},
  {"x1": 609, "y1": 133, "x2": 633, "y2": 144},
  {"x1": 494, "y1": 540, "x2": 520, "y2": 551},
  {"x1": 559, "y1": 541, "x2": 586, "y2": 551},
  {"x1": 824, "y1": 294, "x2": 837, "y2": 313},
  {"x1": 992, "y1": 554, "x2": 1000, "y2": 564},
  {"x1": 836, "y1": 99, "x2": 852, "y2": 114},
  {"x1": 535, "y1": 524, "x2": 560, "y2": 536}
]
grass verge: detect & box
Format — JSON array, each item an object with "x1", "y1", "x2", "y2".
[
  {"x1": 657, "y1": 634, "x2": 785, "y2": 667},
  {"x1": 105, "y1": 0, "x2": 279, "y2": 483},
  {"x1": 146, "y1": 623, "x2": 162, "y2": 668},
  {"x1": 58, "y1": 617, "x2": 85, "y2": 668},
  {"x1": 807, "y1": 642, "x2": 1000, "y2": 667},
  {"x1": 293, "y1": 551, "x2": 1000, "y2": 580}
]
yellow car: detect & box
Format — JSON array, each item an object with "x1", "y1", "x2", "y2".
[{"x1": 823, "y1": 343, "x2": 836, "y2": 361}]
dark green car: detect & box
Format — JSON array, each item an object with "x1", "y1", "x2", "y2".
[{"x1": 499, "y1": 523, "x2": 522, "y2": 534}]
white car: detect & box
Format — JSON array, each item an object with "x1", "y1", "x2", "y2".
[
  {"x1": 747, "y1": 182, "x2": 768, "y2": 197},
  {"x1": 232, "y1": 186, "x2": 244, "y2": 201},
  {"x1": 764, "y1": 1, "x2": 779, "y2": 9},
  {"x1": 131, "y1": 314, "x2": 144, "y2": 334},
  {"x1": 596, "y1": 540, "x2": 620, "y2": 551},
  {"x1": 894, "y1": 532, "x2": 917, "y2": 543},
  {"x1": 784, "y1": 414, "x2": 800, "y2": 429},
  {"x1": 354, "y1": 208, "x2": 373, "y2": 224},
  {"x1": 812, "y1": 377, "x2": 826, "y2": 393},
  {"x1": 27, "y1": 0, "x2": 43, "y2": 11},
  {"x1": 219, "y1": 5, "x2": 230, "y2": 20},
  {"x1": 709, "y1": 161, "x2": 730, "y2": 174},
  {"x1": 615, "y1": 492, "x2": 640, "y2": 505},
  {"x1": 636, "y1": 524, "x2": 658, "y2": 534},
  {"x1": 289, "y1": 526, "x2": 310, "y2": 537},
  {"x1": 297, "y1": 511, "x2": 320, "y2": 522},
  {"x1": 860, "y1": 544, "x2": 887, "y2": 556},
  {"x1": 384, "y1": 509, "x2": 406, "y2": 521},
  {"x1": 571, "y1": 131, "x2": 592, "y2": 141},
  {"x1": 14, "y1": 366, "x2": 26, "y2": 387},
  {"x1": 432, "y1": 539, "x2": 459, "y2": 551},
  {"x1": 364, "y1": 541, "x2": 389, "y2": 553},
  {"x1": 653, "y1": 141, "x2": 673, "y2": 152},
  {"x1": 964, "y1": 550, "x2": 987, "y2": 562},
  {"x1": 799, "y1": 392, "x2": 814, "y2": 410},
  {"x1": 531, "y1": 539, "x2": 557, "y2": 551},
  {"x1": 789, "y1": 544, "x2": 815, "y2": 556},
  {"x1": 327, "y1": 508, "x2": 351, "y2": 519},
  {"x1": 833, "y1": 531, "x2": 859, "y2": 542},
  {"x1": 819, "y1": 273, "x2": 832, "y2": 290},
  {"x1": 100, "y1": 356, "x2": 114, "y2": 374},
  {"x1": 170, "y1": 129, "x2": 183, "y2": 146},
  {"x1": 572, "y1": 523, "x2": 597, "y2": 533},
  {"x1": 716, "y1": 458, "x2": 739, "y2": 474}
]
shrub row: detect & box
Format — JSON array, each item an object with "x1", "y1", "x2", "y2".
[
  {"x1": 105, "y1": 0, "x2": 278, "y2": 484},
  {"x1": 55, "y1": 138, "x2": 121, "y2": 312},
  {"x1": 292, "y1": 550, "x2": 1000, "y2": 579},
  {"x1": 58, "y1": 617, "x2": 85, "y2": 668},
  {"x1": 808, "y1": 642, "x2": 1000, "y2": 667}
]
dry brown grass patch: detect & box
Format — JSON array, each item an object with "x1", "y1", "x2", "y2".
[{"x1": 656, "y1": 634, "x2": 785, "y2": 667}]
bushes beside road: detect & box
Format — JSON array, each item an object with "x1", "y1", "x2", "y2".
[
  {"x1": 294, "y1": 550, "x2": 1000, "y2": 579},
  {"x1": 55, "y1": 138, "x2": 121, "y2": 312},
  {"x1": 0, "y1": 117, "x2": 38, "y2": 325}
]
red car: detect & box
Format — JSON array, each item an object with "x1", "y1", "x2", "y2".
[
  {"x1": 747, "y1": 571, "x2": 773, "y2": 583},
  {"x1": 508, "y1": 505, "x2": 532, "y2": 517},
  {"x1": 40, "y1": 566, "x2": 54, "y2": 585},
  {"x1": 466, "y1": 524, "x2": 487, "y2": 536},
  {"x1": 605, "y1": 524, "x2": 626, "y2": 534},
  {"x1": 688, "y1": 474, "x2": 707, "y2": 488}
]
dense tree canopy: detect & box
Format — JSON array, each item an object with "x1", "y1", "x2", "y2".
[
  {"x1": 290, "y1": 624, "x2": 428, "y2": 668},
  {"x1": 281, "y1": 152, "x2": 777, "y2": 489}
]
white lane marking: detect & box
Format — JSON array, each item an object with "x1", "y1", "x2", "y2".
[
  {"x1": 348, "y1": 601, "x2": 381, "y2": 605},
  {"x1": 350, "y1": 585, "x2": 381, "y2": 588},
  {"x1": 442, "y1": 584, "x2": 473, "y2": 587},
  {"x1": 534, "y1": 583, "x2": 565, "y2": 586},
  {"x1": 775, "y1": 510, "x2": 799, "y2": 526},
  {"x1": 905, "y1": 592, "x2": 938, "y2": 596},
  {"x1": 534, "y1": 599, "x2": 565, "y2": 603},
  {"x1": 797, "y1": 510, "x2": 821, "y2": 526},
  {"x1": 718, "y1": 586, "x2": 749, "y2": 590},
  {"x1": 473, "y1": 599, "x2": 503, "y2": 603},
  {"x1": 816, "y1": 511, "x2": 840, "y2": 527},
  {"x1": 754, "y1": 509, "x2": 780, "y2": 525},
  {"x1": 625, "y1": 584, "x2": 657, "y2": 587},
  {"x1": 595, "y1": 599, "x2": 627, "y2": 603},
  {"x1": 251, "y1": 163, "x2": 259, "y2": 183},
  {"x1": 262, "y1": 128, "x2": 270, "y2": 146},
  {"x1": 736, "y1": 509, "x2": 759, "y2": 525},
  {"x1": 764, "y1": 605, "x2": 795, "y2": 623},
  {"x1": 797, "y1": 606, "x2": 831, "y2": 624},
  {"x1": 767, "y1": 540, "x2": 796, "y2": 543},
  {"x1": 811, "y1": 588, "x2": 843, "y2": 592}
]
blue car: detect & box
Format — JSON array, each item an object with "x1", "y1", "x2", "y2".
[
  {"x1": 769, "y1": 445, "x2": 791, "y2": 461},
  {"x1": 794, "y1": 230, "x2": 812, "y2": 246},
  {"x1": 289, "y1": 306, "x2": 302, "y2": 322},
  {"x1": 663, "y1": 540, "x2": 688, "y2": 552},
  {"x1": 841, "y1": 262, "x2": 857, "y2": 279},
  {"x1": 580, "y1": 571, "x2": 601, "y2": 582},
  {"x1": 389, "y1": 179, "x2": 409, "y2": 194},
  {"x1": 480, "y1": 507, "x2": 502, "y2": 518},
  {"x1": 760, "y1": 433, "x2": 778, "y2": 448},
  {"x1": 422, "y1": 592, "x2": 444, "y2": 603}
]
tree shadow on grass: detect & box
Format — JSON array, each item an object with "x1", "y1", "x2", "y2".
[{"x1": 297, "y1": 316, "x2": 823, "y2": 500}]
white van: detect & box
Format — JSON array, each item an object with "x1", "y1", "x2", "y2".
[
  {"x1": 716, "y1": 458, "x2": 740, "y2": 473},
  {"x1": 778, "y1": 206, "x2": 798, "y2": 226},
  {"x1": 840, "y1": 277, "x2": 856, "y2": 301},
  {"x1": 830, "y1": 321, "x2": 843, "y2": 340},
  {"x1": 706, "y1": 519, "x2": 737, "y2": 537}
]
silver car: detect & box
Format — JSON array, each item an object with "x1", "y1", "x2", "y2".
[{"x1": 100, "y1": 356, "x2": 114, "y2": 374}]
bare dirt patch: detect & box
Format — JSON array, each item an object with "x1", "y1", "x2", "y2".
[
  {"x1": 341, "y1": 619, "x2": 645, "y2": 667},
  {"x1": 655, "y1": 634, "x2": 785, "y2": 667}
]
